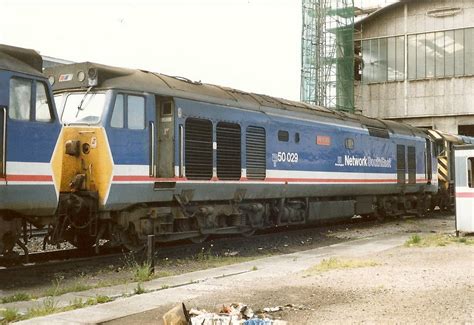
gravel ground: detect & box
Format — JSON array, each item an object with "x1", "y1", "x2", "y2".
[
  {"x1": 1, "y1": 212, "x2": 467, "y2": 322},
  {"x1": 175, "y1": 244, "x2": 474, "y2": 324},
  {"x1": 107, "y1": 214, "x2": 473, "y2": 324}
]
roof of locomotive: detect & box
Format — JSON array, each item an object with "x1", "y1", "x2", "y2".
[
  {"x1": 45, "y1": 61, "x2": 428, "y2": 139},
  {"x1": 0, "y1": 44, "x2": 44, "y2": 78}
]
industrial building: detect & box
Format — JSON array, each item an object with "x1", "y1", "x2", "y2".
[{"x1": 355, "y1": 0, "x2": 474, "y2": 136}]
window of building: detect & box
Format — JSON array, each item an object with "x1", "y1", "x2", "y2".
[
  {"x1": 407, "y1": 27, "x2": 474, "y2": 80},
  {"x1": 454, "y1": 29, "x2": 464, "y2": 76},
  {"x1": 445, "y1": 30, "x2": 455, "y2": 77},
  {"x1": 363, "y1": 27, "x2": 474, "y2": 83},
  {"x1": 362, "y1": 36, "x2": 404, "y2": 83},
  {"x1": 465, "y1": 28, "x2": 474, "y2": 75},
  {"x1": 9, "y1": 78, "x2": 31, "y2": 120},
  {"x1": 278, "y1": 130, "x2": 289, "y2": 142}
]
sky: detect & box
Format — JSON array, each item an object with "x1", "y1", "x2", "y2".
[{"x1": 0, "y1": 0, "x2": 394, "y2": 101}]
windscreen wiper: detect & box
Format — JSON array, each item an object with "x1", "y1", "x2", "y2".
[{"x1": 76, "y1": 86, "x2": 93, "y2": 117}]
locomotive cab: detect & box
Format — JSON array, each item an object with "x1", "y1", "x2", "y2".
[{"x1": 45, "y1": 63, "x2": 176, "y2": 248}]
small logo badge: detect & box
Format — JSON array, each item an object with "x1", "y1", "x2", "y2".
[{"x1": 58, "y1": 74, "x2": 73, "y2": 82}]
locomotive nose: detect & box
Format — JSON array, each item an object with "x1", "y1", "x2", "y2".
[{"x1": 52, "y1": 126, "x2": 113, "y2": 205}]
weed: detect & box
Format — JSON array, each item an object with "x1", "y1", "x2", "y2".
[
  {"x1": 0, "y1": 308, "x2": 21, "y2": 323},
  {"x1": 161, "y1": 284, "x2": 170, "y2": 289},
  {"x1": 0, "y1": 292, "x2": 32, "y2": 304},
  {"x1": 95, "y1": 295, "x2": 112, "y2": 304},
  {"x1": 134, "y1": 282, "x2": 146, "y2": 295},
  {"x1": 85, "y1": 298, "x2": 97, "y2": 306},
  {"x1": 196, "y1": 247, "x2": 213, "y2": 261},
  {"x1": 307, "y1": 257, "x2": 378, "y2": 274},
  {"x1": 405, "y1": 234, "x2": 422, "y2": 246},
  {"x1": 70, "y1": 298, "x2": 85, "y2": 309},
  {"x1": 132, "y1": 261, "x2": 153, "y2": 282},
  {"x1": 45, "y1": 278, "x2": 92, "y2": 297},
  {"x1": 26, "y1": 297, "x2": 58, "y2": 318},
  {"x1": 251, "y1": 266, "x2": 258, "y2": 271},
  {"x1": 404, "y1": 234, "x2": 474, "y2": 247}
]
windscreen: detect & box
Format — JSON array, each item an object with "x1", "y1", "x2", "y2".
[{"x1": 61, "y1": 92, "x2": 106, "y2": 125}]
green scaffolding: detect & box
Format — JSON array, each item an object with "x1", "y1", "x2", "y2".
[{"x1": 300, "y1": 0, "x2": 355, "y2": 112}]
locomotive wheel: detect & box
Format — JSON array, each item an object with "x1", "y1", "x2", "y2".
[
  {"x1": 119, "y1": 224, "x2": 145, "y2": 252},
  {"x1": 241, "y1": 229, "x2": 256, "y2": 238},
  {"x1": 190, "y1": 234, "x2": 209, "y2": 244},
  {"x1": 70, "y1": 235, "x2": 95, "y2": 250}
]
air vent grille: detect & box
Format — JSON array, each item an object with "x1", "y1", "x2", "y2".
[
  {"x1": 246, "y1": 126, "x2": 266, "y2": 180},
  {"x1": 185, "y1": 118, "x2": 213, "y2": 180},
  {"x1": 217, "y1": 122, "x2": 241, "y2": 180}
]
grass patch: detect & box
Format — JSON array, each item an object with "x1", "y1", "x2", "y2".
[
  {"x1": 192, "y1": 247, "x2": 261, "y2": 269},
  {"x1": 95, "y1": 295, "x2": 112, "y2": 304},
  {"x1": 0, "y1": 308, "x2": 21, "y2": 323},
  {"x1": 404, "y1": 234, "x2": 474, "y2": 247},
  {"x1": 44, "y1": 276, "x2": 93, "y2": 297},
  {"x1": 134, "y1": 282, "x2": 146, "y2": 295},
  {"x1": 0, "y1": 292, "x2": 32, "y2": 304},
  {"x1": 26, "y1": 296, "x2": 58, "y2": 318},
  {"x1": 307, "y1": 257, "x2": 378, "y2": 274},
  {"x1": 405, "y1": 234, "x2": 422, "y2": 246},
  {"x1": 132, "y1": 261, "x2": 153, "y2": 282},
  {"x1": 18, "y1": 295, "x2": 113, "y2": 322}
]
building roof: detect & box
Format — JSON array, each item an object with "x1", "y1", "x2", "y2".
[
  {"x1": 0, "y1": 44, "x2": 44, "y2": 77},
  {"x1": 355, "y1": 1, "x2": 408, "y2": 28}
]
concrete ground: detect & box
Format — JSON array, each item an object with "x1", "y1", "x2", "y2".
[{"x1": 12, "y1": 229, "x2": 474, "y2": 324}]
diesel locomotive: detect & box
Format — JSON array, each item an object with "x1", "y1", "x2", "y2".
[
  {"x1": 0, "y1": 44, "x2": 61, "y2": 256},
  {"x1": 40, "y1": 62, "x2": 439, "y2": 250}
]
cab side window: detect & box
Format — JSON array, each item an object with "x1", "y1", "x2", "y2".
[
  {"x1": 128, "y1": 95, "x2": 145, "y2": 130},
  {"x1": 35, "y1": 82, "x2": 52, "y2": 122},
  {"x1": 9, "y1": 78, "x2": 31, "y2": 120},
  {"x1": 9, "y1": 78, "x2": 53, "y2": 122},
  {"x1": 111, "y1": 94, "x2": 124, "y2": 128},
  {"x1": 110, "y1": 93, "x2": 145, "y2": 130}
]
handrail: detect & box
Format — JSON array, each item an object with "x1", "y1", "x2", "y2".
[{"x1": 149, "y1": 121, "x2": 155, "y2": 177}]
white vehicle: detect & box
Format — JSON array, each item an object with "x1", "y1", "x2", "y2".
[{"x1": 454, "y1": 144, "x2": 474, "y2": 234}]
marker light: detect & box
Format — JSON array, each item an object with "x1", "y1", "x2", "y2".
[{"x1": 77, "y1": 71, "x2": 85, "y2": 82}]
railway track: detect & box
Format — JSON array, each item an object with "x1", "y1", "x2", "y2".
[
  {"x1": 0, "y1": 215, "x2": 378, "y2": 270},
  {"x1": 0, "y1": 211, "x2": 449, "y2": 271}
]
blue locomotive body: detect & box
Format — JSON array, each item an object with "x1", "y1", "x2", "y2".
[
  {"x1": 0, "y1": 45, "x2": 61, "y2": 255},
  {"x1": 45, "y1": 62, "x2": 438, "y2": 246}
]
